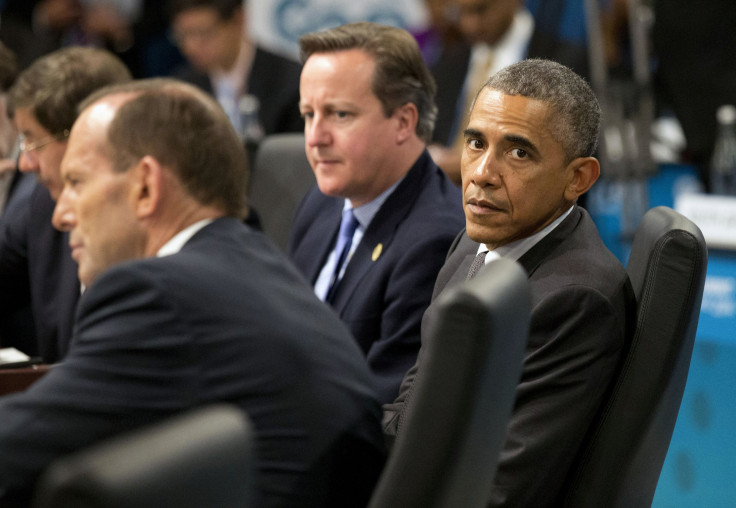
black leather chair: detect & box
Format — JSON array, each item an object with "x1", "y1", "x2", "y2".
[
  {"x1": 369, "y1": 257, "x2": 531, "y2": 508},
  {"x1": 563, "y1": 206, "x2": 708, "y2": 507},
  {"x1": 32, "y1": 404, "x2": 255, "y2": 508},
  {"x1": 249, "y1": 133, "x2": 314, "y2": 251}
]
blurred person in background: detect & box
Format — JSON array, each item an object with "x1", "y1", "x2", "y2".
[
  {"x1": 0, "y1": 41, "x2": 33, "y2": 218},
  {"x1": 0, "y1": 41, "x2": 36, "y2": 353},
  {"x1": 428, "y1": 0, "x2": 534, "y2": 185},
  {"x1": 0, "y1": 0, "x2": 182, "y2": 78},
  {"x1": 0, "y1": 47, "x2": 131, "y2": 363},
  {"x1": 168, "y1": 0, "x2": 303, "y2": 137}
]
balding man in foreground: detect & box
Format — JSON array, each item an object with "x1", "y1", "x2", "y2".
[{"x1": 0, "y1": 79, "x2": 384, "y2": 507}]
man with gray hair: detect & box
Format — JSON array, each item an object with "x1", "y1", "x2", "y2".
[{"x1": 384, "y1": 59, "x2": 637, "y2": 506}]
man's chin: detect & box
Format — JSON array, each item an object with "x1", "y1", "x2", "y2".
[
  {"x1": 77, "y1": 262, "x2": 102, "y2": 290},
  {"x1": 465, "y1": 222, "x2": 498, "y2": 246}
]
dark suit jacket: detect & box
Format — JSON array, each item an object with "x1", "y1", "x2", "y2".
[
  {"x1": 174, "y1": 46, "x2": 303, "y2": 136},
  {"x1": 384, "y1": 206, "x2": 637, "y2": 507},
  {"x1": 0, "y1": 170, "x2": 37, "y2": 352},
  {"x1": 0, "y1": 182, "x2": 79, "y2": 362},
  {"x1": 0, "y1": 217, "x2": 385, "y2": 507},
  {"x1": 1, "y1": 170, "x2": 35, "y2": 214},
  {"x1": 288, "y1": 150, "x2": 465, "y2": 404}
]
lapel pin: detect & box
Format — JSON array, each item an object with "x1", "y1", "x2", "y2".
[{"x1": 372, "y1": 243, "x2": 383, "y2": 262}]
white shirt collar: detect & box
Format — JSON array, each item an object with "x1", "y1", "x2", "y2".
[
  {"x1": 476, "y1": 205, "x2": 575, "y2": 262},
  {"x1": 211, "y1": 36, "x2": 255, "y2": 98},
  {"x1": 157, "y1": 218, "x2": 215, "y2": 257},
  {"x1": 346, "y1": 176, "x2": 404, "y2": 230}
]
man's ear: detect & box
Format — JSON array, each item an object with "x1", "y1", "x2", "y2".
[
  {"x1": 132, "y1": 155, "x2": 162, "y2": 219},
  {"x1": 564, "y1": 156, "x2": 600, "y2": 202},
  {"x1": 394, "y1": 102, "x2": 419, "y2": 144}
]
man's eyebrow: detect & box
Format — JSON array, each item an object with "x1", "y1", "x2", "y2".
[
  {"x1": 504, "y1": 134, "x2": 539, "y2": 154},
  {"x1": 463, "y1": 127, "x2": 485, "y2": 140}
]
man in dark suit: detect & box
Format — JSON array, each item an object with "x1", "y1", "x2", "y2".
[
  {"x1": 289, "y1": 22, "x2": 465, "y2": 404},
  {"x1": 0, "y1": 47, "x2": 132, "y2": 362},
  {"x1": 0, "y1": 40, "x2": 36, "y2": 352},
  {"x1": 0, "y1": 78, "x2": 385, "y2": 507},
  {"x1": 384, "y1": 59, "x2": 637, "y2": 506},
  {"x1": 168, "y1": 0, "x2": 303, "y2": 137}
]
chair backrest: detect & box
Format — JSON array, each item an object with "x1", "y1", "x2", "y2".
[
  {"x1": 249, "y1": 133, "x2": 314, "y2": 251},
  {"x1": 369, "y1": 257, "x2": 531, "y2": 508},
  {"x1": 32, "y1": 404, "x2": 255, "y2": 508},
  {"x1": 563, "y1": 206, "x2": 708, "y2": 507}
]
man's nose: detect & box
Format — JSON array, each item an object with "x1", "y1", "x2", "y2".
[
  {"x1": 52, "y1": 188, "x2": 75, "y2": 232},
  {"x1": 305, "y1": 115, "x2": 331, "y2": 148},
  {"x1": 17, "y1": 151, "x2": 38, "y2": 173},
  {"x1": 469, "y1": 151, "x2": 502, "y2": 187}
]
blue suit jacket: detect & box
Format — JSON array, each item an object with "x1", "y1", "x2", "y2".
[
  {"x1": 0, "y1": 182, "x2": 79, "y2": 361},
  {"x1": 288, "y1": 150, "x2": 465, "y2": 403},
  {"x1": 0, "y1": 217, "x2": 385, "y2": 507}
]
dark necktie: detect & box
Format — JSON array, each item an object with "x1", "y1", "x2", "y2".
[
  {"x1": 326, "y1": 209, "x2": 359, "y2": 302},
  {"x1": 466, "y1": 251, "x2": 488, "y2": 280}
]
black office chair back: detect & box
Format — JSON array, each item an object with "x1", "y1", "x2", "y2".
[
  {"x1": 563, "y1": 206, "x2": 707, "y2": 507},
  {"x1": 249, "y1": 133, "x2": 314, "y2": 251},
  {"x1": 32, "y1": 405, "x2": 255, "y2": 508},
  {"x1": 370, "y1": 258, "x2": 531, "y2": 508}
]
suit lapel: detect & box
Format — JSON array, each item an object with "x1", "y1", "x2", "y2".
[
  {"x1": 516, "y1": 206, "x2": 583, "y2": 276},
  {"x1": 432, "y1": 231, "x2": 478, "y2": 298},
  {"x1": 304, "y1": 198, "x2": 343, "y2": 284},
  {"x1": 330, "y1": 151, "x2": 433, "y2": 310}
]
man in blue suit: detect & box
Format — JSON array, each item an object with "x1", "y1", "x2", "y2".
[
  {"x1": 289, "y1": 22, "x2": 465, "y2": 404},
  {"x1": 0, "y1": 78, "x2": 385, "y2": 507}
]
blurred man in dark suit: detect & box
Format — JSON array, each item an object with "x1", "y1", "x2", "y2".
[
  {"x1": 0, "y1": 78, "x2": 385, "y2": 507},
  {"x1": 384, "y1": 59, "x2": 637, "y2": 507},
  {"x1": 0, "y1": 41, "x2": 31, "y2": 223},
  {"x1": 168, "y1": 0, "x2": 302, "y2": 137},
  {"x1": 0, "y1": 46, "x2": 131, "y2": 362},
  {"x1": 429, "y1": 0, "x2": 533, "y2": 184},
  {"x1": 0, "y1": 41, "x2": 36, "y2": 352},
  {"x1": 289, "y1": 22, "x2": 465, "y2": 404}
]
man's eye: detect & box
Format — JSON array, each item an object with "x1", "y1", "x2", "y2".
[
  {"x1": 301, "y1": 111, "x2": 314, "y2": 119},
  {"x1": 335, "y1": 111, "x2": 351, "y2": 119},
  {"x1": 467, "y1": 138, "x2": 483, "y2": 150},
  {"x1": 511, "y1": 148, "x2": 528, "y2": 158}
]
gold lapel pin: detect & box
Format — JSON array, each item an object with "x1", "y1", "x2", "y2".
[{"x1": 372, "y1": 243, "x2": 383, "y2": 262}]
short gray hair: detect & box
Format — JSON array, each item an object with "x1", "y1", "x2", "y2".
[{"x1": 479, "y1": 59, "x2": 600, "y2": 162}]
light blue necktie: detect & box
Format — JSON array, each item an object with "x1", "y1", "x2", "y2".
[{"x1": 326, "y1": 209, "x2": 359, "y2": 303}]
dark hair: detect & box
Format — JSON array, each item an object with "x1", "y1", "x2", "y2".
[
  {"x1": 81, "y1": 78, "x2": 248, "y2": 218},
  {"x1": 167, "y1": 0, "x2": 242, "y2": 22},
  {"x1": 8, "y1": 47, "x2": 132, "y2": 135},
  {"x1": 299, "y1": 22, "x2": 437, "y2": 143},
  {"x1": 480, "y1": 59, "x2": 601, "y2": 162},
  {"x1": 0, "y1": 42, "x2": 18, "y2": 92}
]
